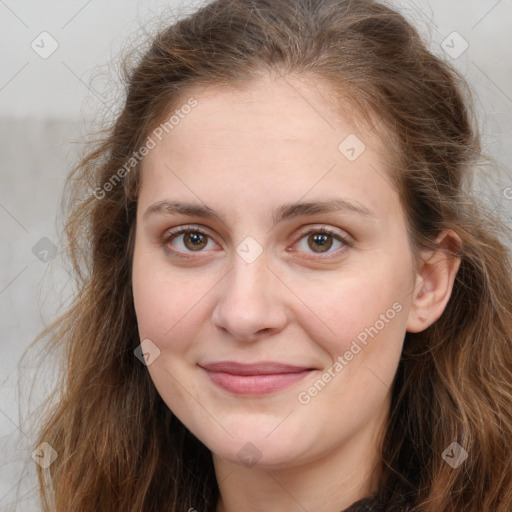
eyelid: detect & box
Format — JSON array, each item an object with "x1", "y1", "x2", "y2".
[
  {"x1": 162, "y1": 224, "x2": 212, "y2": 240},
  {"x1": 293, "y1": 225, "x2": 353, "y2": 245}
]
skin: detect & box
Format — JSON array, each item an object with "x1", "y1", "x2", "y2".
[{"x1": 131, "y1": 72, "x2": 460, "y2": 512}]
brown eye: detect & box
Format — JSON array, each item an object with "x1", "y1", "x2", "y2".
[
  {"x1": 182, "y1": 231, "x2": 208, "y2": 251},
  {"x1": 162, "y1": 227, "x2": 219, "y2": 255},
  {"x1": 291, "y1": 227, "x2": 351, "y2": 258},
  {"x1": 307, "y1": 232, "x2": 334, "y2": 253}
]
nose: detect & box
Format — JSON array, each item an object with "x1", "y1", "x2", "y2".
[{"x1": 211, "y1": 253, "x2": 288, "y2": 343}]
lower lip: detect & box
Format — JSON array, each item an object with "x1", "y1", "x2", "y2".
[{"x1": 202, "y1": 369, "x2": 313, "y2": 395}]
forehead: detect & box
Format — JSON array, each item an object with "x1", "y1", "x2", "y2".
[
  {"x1": 164, "y1": 73, "x2": 383, "y2": 152},
  {"x1": 139, "y1": 74, "x2": 400, "y2": 221}
]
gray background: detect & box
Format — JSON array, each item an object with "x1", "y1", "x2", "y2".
[{"x1": 1, "y1": 0, "x2": 511, "y2": 509}]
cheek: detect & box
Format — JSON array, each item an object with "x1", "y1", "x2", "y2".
[
  {"x1": 132, "y1": 245, "x2": 184, "y2": 343},
  {"x1": 132, "y1": 246, "x2": 221, "y2": 357},
  {"x1": 131, "y1": 250, "x2": 209, "y2": 419},
  {"x1": 294, "y1": 270, "x2": 408, "y2": 422},
  {"x1": 290, "y1": 259, "x2": 410, "y2": 362}
]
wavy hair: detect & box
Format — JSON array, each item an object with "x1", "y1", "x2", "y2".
[{"x1": 29, "y1": 0, "x2": 512, "y2": 510}]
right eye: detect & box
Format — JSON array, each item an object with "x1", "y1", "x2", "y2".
[{"x1": 160, "y1": 225, "x2": 221, "y2": 257}]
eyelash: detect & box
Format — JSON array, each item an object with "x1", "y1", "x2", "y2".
[{"x1": 160, "y1": 224, "x2": 353, "y2": 260}]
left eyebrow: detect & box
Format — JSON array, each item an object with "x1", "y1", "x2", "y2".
[
  {"x1": 272, "y1": 198, "x2": 377, "y2": 225},
  {"x1": 142, "y1": 197, "x2": 377, "y2": 227}
]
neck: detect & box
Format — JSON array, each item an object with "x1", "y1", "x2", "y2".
[{"x1": 213, "y1": 404, "x2": 387, "y2": 512}]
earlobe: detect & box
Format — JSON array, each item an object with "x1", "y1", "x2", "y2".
[{"x1": 406, "y1": 229, "x2": 462, "y2": 333}]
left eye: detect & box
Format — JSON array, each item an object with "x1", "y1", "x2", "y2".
[
  {"x1": 161, "y1": 226, "x2": 351, "y2": 257},
  {"x1": 293, "y1": 228, "x2": 349, "y2": 255}
]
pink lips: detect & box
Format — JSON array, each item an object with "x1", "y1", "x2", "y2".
[{"x1": 199, "y1": 361, "x2": 314, "y2": 395}]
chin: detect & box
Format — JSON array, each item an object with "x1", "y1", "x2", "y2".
[
  {"x1": 195, "y1": 419, "x2": 315, "y2": 470},
  {"x1": 211, "y1": 442, "x2": 304, "y2": 470}
]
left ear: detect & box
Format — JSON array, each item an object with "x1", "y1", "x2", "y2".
[{"x1": 406, "y1": 229, "x2": 462, "y2": 333}]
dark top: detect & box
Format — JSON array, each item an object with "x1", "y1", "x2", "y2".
[
  {"x1": 343, "y1": 491, "x2": 413, "y2": 511},
  {"x1": 343, "y1": 495, "x2": 383, "y2": 511}
]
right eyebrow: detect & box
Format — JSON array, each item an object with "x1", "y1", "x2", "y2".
[{"x1": 143, "y1": 200, "x2": 226, "y2": 224}]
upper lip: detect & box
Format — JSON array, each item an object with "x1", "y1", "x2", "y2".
[{"x1": 199, "y1": 361, "x2": 313, "y2": 375}]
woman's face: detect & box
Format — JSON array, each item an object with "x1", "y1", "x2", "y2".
[{"x1": 132, "y1": 74, "x2": 417, "y2": 470}]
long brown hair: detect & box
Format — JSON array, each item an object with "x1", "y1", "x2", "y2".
[{"x1": 28, "y1": 0, "x2": 512, "y2": 510}]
